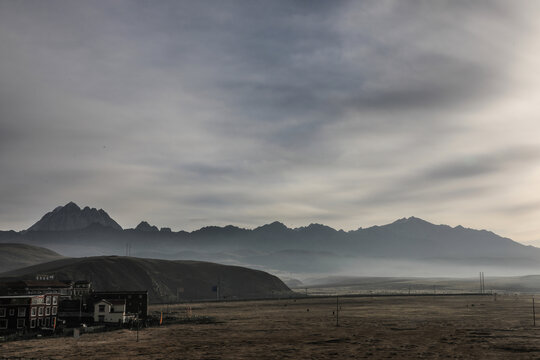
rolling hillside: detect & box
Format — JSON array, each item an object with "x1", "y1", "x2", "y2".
[
  {"x1": 0, "y1": 256, "x2": 292, "y2": 303},
  {"x1": 0, "y1": 243, "x2": 65, "y2": 273}
]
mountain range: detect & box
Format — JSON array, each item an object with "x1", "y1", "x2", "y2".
[{"x1": 2, "y1": 202, "x2": 540, "y2": 278}]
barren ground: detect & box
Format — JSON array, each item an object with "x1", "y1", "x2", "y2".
[{"x1": 2, "y1": 294, "x2": 540, "y2": 359}]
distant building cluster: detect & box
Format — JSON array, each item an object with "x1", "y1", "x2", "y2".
[{"x1": 0, "y1": 276, "x2": 147, "y2": 336}]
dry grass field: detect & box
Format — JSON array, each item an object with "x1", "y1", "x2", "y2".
[{"x1": 2, "y1": 294, "x2": 540, "y2": 359}]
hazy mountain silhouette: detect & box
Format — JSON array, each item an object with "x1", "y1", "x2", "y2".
[
  {"x1": 134, "y1": 221, "x2": 159, "y2": 232},
  {"x1": 5, "y1": 204, "x2": 540, "y2": 277},
  {"x1": 27, "y1": 202, "x2": 122, "y2": 231}
]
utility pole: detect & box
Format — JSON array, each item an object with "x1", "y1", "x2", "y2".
[
  {"x1": 136, "y1": 304, "x2": 140, "y2": 342},
  {"x1": 479, "y1": 272, "x2": 483, "y2": 294},
  {"x1": 534, "y1": 297, "x2": 536, "y2": 327},
  {"x1": 336, "y1": 296, "x2": 339, "y2": 327}
]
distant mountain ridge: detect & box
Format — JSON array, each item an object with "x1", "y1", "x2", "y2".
[
  {"x1": 4, "y1": 203, "x2": 540, "y2": 277},
  {"x1": 27, "y1": 202, "x2": 122, "y2": 231}
]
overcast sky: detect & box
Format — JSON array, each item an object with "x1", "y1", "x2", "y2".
[{"x1": 1, "y1": 1, "x2": 540, "y2": 243}]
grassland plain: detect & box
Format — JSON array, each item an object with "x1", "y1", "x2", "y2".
[{"x1": 2, "y1": 295, "x2": 540, "y2": 359}]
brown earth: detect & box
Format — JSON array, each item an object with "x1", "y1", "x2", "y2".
[{"x1": 2, "y1": 294, "x2": 540, "y2": 359}]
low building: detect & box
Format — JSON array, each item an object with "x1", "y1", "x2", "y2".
[
  {"x1": 91, "y1": 291, "x2": 148, "y2": 318},
  {"x1": 57, "y1": 299, "x2": 93, "y2": 327},
  {"x1": 93, "y1": 299, "x2": 133, "y2": 324},
  {"x1": 0, "y1": 294, "x2": 59, "y2": 334}
]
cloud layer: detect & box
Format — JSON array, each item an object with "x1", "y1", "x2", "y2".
[{"x1": 2, "y1": 1, "x2": 540, "y2": 243}]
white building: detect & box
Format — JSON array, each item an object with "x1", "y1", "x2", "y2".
[{"x1": 93, "y1": 299, "x2": 132, "y2": 324}]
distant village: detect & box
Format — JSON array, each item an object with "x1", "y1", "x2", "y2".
[{"x1": 0, "y1": 274, "x2": 148, "y2": 339}]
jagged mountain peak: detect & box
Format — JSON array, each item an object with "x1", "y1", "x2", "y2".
[
  {"x1": 135, "y1": 221, "x2": 159, "y2": 232},
  {"x1": 255, "y1": 221, "x2": 289, "y2": 232},
  {"x1": 391, "y1": 216, "x2": 430, "y2": 225},
  {"x1": 27, "y1": 202, "x2": 122, "y2": 232}
]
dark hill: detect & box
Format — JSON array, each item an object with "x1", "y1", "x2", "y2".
[
  {"x1": 0, "y1": 256, "x2": 292, "y2": 303},
  {"x1": 0, "y1": 243, "x2": 65, "y2": 273},
  {"x1": 28, "y1": 202, "x2": 122, "y2": 231}
]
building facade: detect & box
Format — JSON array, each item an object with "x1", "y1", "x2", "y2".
[
  {"x1": 0, "y1": 294, "x2": 59, "y2": 334},
  {"x1": 93, "y1": 299, "x2": 133, "y2": 324}
]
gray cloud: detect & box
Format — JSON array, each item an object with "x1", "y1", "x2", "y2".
[{"x1": 1, "y1": 1, "x2": 540, "y2": 242}]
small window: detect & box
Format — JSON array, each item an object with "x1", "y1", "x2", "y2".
[
  {"x1": 45, "y1": 307, "x2": 51, "y2": 316},
  {"x1": 10, "y1": 308, "x2": 15, "y2": 316},
  {"x1": 0, "y1": 308, "x2": 5, "y2": 317},
  {"x1": 98, "y1": 315, "x2": 105, "y2": 323},
  {"x1": 38, "y1": 307, "x2": 43, "y2": 316},
  {"x1": 17, "y1": 319, "x2": 25, "y2": 328},
  {"x1": 31, "y1": 307, "x2": 36, "y2": 317},
  {"x1": 52, "y1": 306, "x2": 57, "y2": 315},
  {"x1": 45, "y1": 296, "x2": 51, "y2": 305},
  {"x1": 30, "y1": 318, "x2": 36, "y2": 328},
  {"x1": 37, "y1": 318, "x2": 41, "y2": 327},
  {"x1": 18, "y1": 307, "x2": 26, "y2": 317},
  {"x1": 99, "y1": 305, "x2": 105, "y2": 312},
  {"x1": 45, "y1": 318, "x2": 50, "y2": 327},
  {"x1": 52, "y1": 296, "x2": 58, "y2": 305},
  {"x1": 0, "y1": 319, "x2": 7, "y2": 329}
]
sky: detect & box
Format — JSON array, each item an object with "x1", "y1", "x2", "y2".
[{"x1": 1, "y1": 1, "x2": 540, "y2": 244}]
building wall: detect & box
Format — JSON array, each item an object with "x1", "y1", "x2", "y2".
[
  {"x1": 0, "y1": 294, "x2": 58, "y2": 333},
  {"x1": 91, "y1": 291, "x2": 148, "y2": 318},
  {"x1": 93, "y1": 301, "x2": 127, "y2": 324}
]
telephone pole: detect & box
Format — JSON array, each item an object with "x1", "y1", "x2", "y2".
[{"x1": 336, "y1": 296, "x2": 339, "y2": 327}]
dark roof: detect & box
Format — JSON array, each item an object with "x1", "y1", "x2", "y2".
[
  {"x1": 99, "y1": 299, "x2": 126, "y2": 306},
  {"x1": 92, "y1": 290, "x2": 147, "y2": 295},
  {"x1": 4, "y1": 280, "x2": 70, "y2": 288}
]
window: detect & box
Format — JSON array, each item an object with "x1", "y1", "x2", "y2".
[
  {"x1": 0, "y1": 308, "x2": 5, "y2": 317},
  {"x1": 52, "y1": 306, "x2": 57, "y2": 315},
  {"x1": 10, "y1": 309, "x2": 15, "y2": 316},
  {"x1": 30, "y1": 318, "x2": 36, "y2": 328},
  {"x1": 18, "y1": 307, "x2": 26, "y2": 317},
  {"x1": 98, "y1": 315, "x2": 105, "y2": 323},
  {"x1": 45, "y1": 296, "x2": 51, "y2": 305},
  {"x1": 0, "y1": 319, "x2": 7, "y2": 329},
  {"x1": 45, "y1": 307, "x2": 50, "y2": 316},
  {"x1": 38, "y1": 307, "x2": 43, "y2": 316},
  {"x1": 17, "y1": 319, "x2": 25, "y2": 328},
  {"x1": 45, "y1": 318, "x2": 50, "y2": 327},
  {"x1": 37, "y1": 318, "x2": 41, "y2": 327},
  {"x1": 31, "y1": 307, "x2": 36, "y2": 317},
  {"x1": 52, "y1": 296, "x2": 58, "y2": 305},
  {"x1": 99, "y1": 305, "x2": 105, "y2": 312}
]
